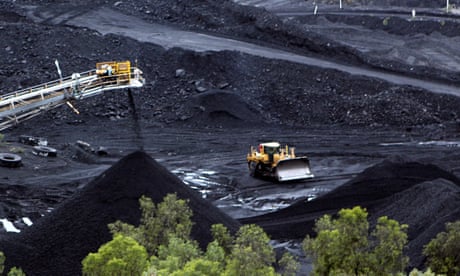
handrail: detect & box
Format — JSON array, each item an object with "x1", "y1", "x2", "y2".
[
  {"x1": 0, "y1": 69, "x2": 95, "y2": 101},
  {"x1": 0, "y1": 64, "x2": 144, "y2": 131}
]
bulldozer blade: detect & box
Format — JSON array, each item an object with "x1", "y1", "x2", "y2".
[{"x1": 275, "y1": 158, "x2": 314, "y2": 182}]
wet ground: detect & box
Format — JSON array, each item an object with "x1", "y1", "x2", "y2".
[{"x1": 2, "y1": 120, "x2": 459, "y2": 224}]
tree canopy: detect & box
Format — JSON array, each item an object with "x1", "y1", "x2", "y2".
[
  {"x1": 303, "y1": 206, "x2": 408, "y2": 275},
  {"x1": 423, "y1": 220, "x2": 460, "y2": 276},
  {"x1": 108, "y1": 193, "x2": 193, "y2": 255},
  {"x1": 82, "y1": 234, "x2": 149, "y2": 276},
  {"x1": 86, "y1": 194, "x2": 293, "y2": 276}
]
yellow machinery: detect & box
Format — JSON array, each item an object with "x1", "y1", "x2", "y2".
[
  {"x1": 96, "y1": 61, "x2": 133, "y2": 83},
  {"x1": 0, "y1": 60, "x2": 144, "y2": 131},
  {"x1": 247, "y1": 142, "x2": 314, "y2": 182}
]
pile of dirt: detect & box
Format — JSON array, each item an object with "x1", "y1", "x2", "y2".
[
  {"x1": 240, "y1": 159, "x2": 460, "y2": 269},
  {"x1": 0, "y1": 151, "x2": 241, "y2": 275},
  {"x1": 312, "y1": 14, "x2": 460, "y2": 38},
  {"x1": 177, "y1": 89, "x2": 263, "y2": 127},
  {"x1": 296, "y1": 14, "x2": 460, "y2": 83},
  {"x1": 371, "y1": 178, "x2": 460, "y2": 268}
]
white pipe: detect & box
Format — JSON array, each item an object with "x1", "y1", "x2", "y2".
[
  {"x1": 340, "y1": 0, "x2": 342, "y2": 9},
  {"x1": 447, "y1": 0, "x2": 450, "y2": 12}
]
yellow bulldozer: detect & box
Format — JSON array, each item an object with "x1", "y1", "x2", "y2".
[{"x1": 247, "y1": 142, "x2": 314, "y2": 182}]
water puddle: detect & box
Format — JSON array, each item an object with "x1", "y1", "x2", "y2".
[
  {"x1": 380, "y1": 140, "x2": 460, "y2": 147},
  {"x1": 171, "y1": 168, "x2": 235, "y2": 200},
  {"x1": 172, "y1": 165, "x2": 334, "y2": 218},
  {"x1": 218, "y1": 186, "x2": 325, "y2": 215},
  {"x1": 22, "y1": 217, "x2": 33, "y2": 226},
  {"x1": 0, "y1": 217, "x2": 33, "y2": 233}
]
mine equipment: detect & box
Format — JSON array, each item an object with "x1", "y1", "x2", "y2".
[
  {"x1": 76, "y1": 140, "x2": 108, "y2": 156},
  {"x1": 32, "y1": 146, "x2": 58, "y2": 157},
  {"x1": 247, "y1": 142, "x2": 314, "y2": 182},
  {"x1": 0, "y1": 153, "x2": 22, "y2": 167},
  {"x1": 19, "y1": 135, "x2": 48, "y2": 146},
  {"x1": 0, "y1": 60, "x2": 144, "y2": 131}
]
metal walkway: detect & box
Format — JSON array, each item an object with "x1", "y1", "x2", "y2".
[{"x1": 0, "y1": 61, "x2": 144, "y2": 131}]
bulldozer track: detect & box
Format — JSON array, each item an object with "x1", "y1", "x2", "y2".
[{"x1": 234, "y1": 173, "x2": 357, "y2": 196}]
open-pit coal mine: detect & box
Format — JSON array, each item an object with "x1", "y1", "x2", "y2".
[{"x1": 0, "y1": 0, "x2": 460, "y2": 274}]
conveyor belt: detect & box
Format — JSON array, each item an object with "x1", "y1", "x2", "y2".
[{"x1": 0, "y1": 62, "x2": 144, "y2": 131}]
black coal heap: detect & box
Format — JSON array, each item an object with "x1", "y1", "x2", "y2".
[
  {"x1": 0, "y1": 151, "x2": 241, "y2": 276},
  {"x1": 241, "y1": 160, "x2": 460, "y2": 269}
]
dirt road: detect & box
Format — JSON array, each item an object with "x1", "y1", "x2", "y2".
[{"x1": 25, "y1": 5, "x2": 460, "y2": 97}]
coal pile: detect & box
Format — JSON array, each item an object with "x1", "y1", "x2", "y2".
[
  {"x1": 177, "y1": 89, "x2": 263, "y2": 127},
  {"x1": 0, "y1": 151, "x2": 241, "y2": 275},
  {"x1": 370, "y1": 178, "x2": 460, "y2": 269},
  {"x1": 240, "y1": 160, "x2": 460, "y2": 268}
]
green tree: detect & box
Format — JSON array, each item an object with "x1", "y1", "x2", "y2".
[
  {"x1": 147, "y1": 233, "x2": 227, "y2": 275},
  {"x1": 279, "y1": 252, "x2": 299, "y2": 276},
  {"x1": 0, "y1": 252, "x2": 26, "y2": 276},
  {"x1": 423, "y1": 220, "x2": 460, "y2": 276},
  {"x1": 204, "y1": 240, "x2": 226, "y2": 264},
  {"x1": 82, "y1": 234, "x2": 149, "y2": 276},
  {"x1": 409, "y1": 268, "x2": 436, "y2": 276},
  {"x1": 109, "y1": 194, "x2": 193, "y2": 255},
  {"x1": 153, "y1": 194, "x2": 193, "y2": 245},
  {"x1": 170, "y1": 258, "x2": 222, "y2": 276},
  {"x1": 151, "y1": 235, "x2": 202, "y2": 275},
  {"x1": 94, "y1": 195, "x2": 295, "y2": 275},
  {"x1": 211, "y1": 224, "x2": 233, "y2": 255},
  {"x1": 303, "y1": 207, "x2": 370, "y2": 275},
  {"x1": 7, "y1": 267, "x2": 26, "y2": 276},
  {"x1": 0, "y1": 251, "x2": 5, "y2": 274},
  {"x1": 224, "y1": 224, "x2": 277, "y2": 276},
  {"x1": 370, "y1": 216, "x2": 408, "y2": 274},
  {"x1": 303, "y1": 206, "x2": 408, "y2": 275}
]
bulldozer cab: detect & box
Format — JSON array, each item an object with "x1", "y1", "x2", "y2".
[
  {"x1": 261, "y1": 143, "x2": 280, "y2": 154},
  {"x1": 260, "y1": 142, "x2": 280, "y2": 163}
]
